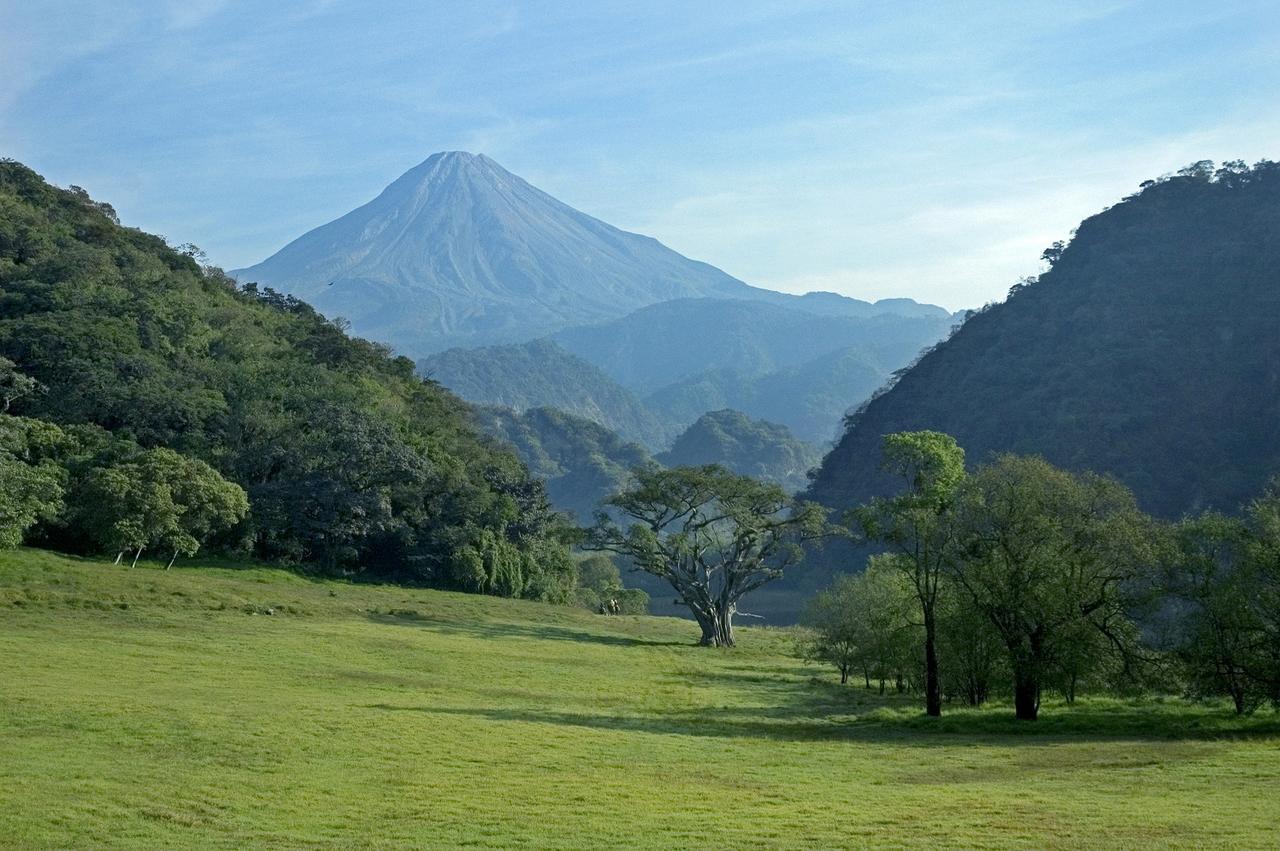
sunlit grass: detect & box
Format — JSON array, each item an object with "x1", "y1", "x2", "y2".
[{"x1": 2, "y1": 548, "x2": 1278, "y2": 848}]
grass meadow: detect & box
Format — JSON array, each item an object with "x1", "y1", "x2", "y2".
[{"x1": 2, "y1": 548, "x2": 1279, "y2": 848}]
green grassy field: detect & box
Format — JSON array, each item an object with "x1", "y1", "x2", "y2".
[{"x1": 2, "y1": 549, "x2": 1279, "y2": 848}]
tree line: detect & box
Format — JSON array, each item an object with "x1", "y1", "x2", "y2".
[{"x1": 802, "y1": 431, "x2": 1280, "y2": 720}]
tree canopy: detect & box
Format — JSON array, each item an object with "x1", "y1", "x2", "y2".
[{"x1": 589, "y1": 465, "x2": 827, "y2": 646}]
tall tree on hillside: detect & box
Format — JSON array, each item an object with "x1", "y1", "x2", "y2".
[
  {"x1": 588, "y1": 465, "x2": 827, "y2": 646},
  {"x1": 851, "y1": 430, "x2": 965, "y2": 716},
  {"x1": 949, "y1": 455, "x2": 1157, "y2": 720}
]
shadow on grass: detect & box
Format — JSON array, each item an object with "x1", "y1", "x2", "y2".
[
  {"x1": 366, "y1": 658, "x2": 1280, "y2": 746},
  {"x1": 368, "y1": 699, "x2": 1280, "y2": 745},
  {"x1": 366, "y1": 611, "x2": 690, "y2": 649}
]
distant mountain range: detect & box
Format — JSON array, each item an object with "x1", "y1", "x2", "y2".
[
  {"x1": 472, "y1": 405, "x2": 820, "y2": 524},
  {"x1": 425, "y1": 339, "x2": 673, "y2": 448},
  {"x1": 658, "y1": 409, "x2": 821, "y2": 494},
  {"x1": 235, "y1": 151, "x2": 959, "y2": 515},
  {"x1": 423, "y1": 297, "x2": 956, "y2": 448}
]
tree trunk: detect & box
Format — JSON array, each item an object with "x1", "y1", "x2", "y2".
[
  {"x1": 166, "y1": 550, "x2": 179, "y2": 570},
  {"x1": 114, "y1": 551, "x2": 124, "y2": 565},
  {"x1": 923, "y1": 608, "x2": 942, "y2": 717},
  {"x1": 863, "y1": 668, "x2": 871, "y2": 689},
  {"x1": 1013, "y1": 666, "x2": 1040, "y2": 721},
  {"x1": 840, "y1": 664, "x2": 849, "y2": 685},
  {"x1": 693, "y1": 605, "x2": 735, "y2": 647},
  {"x1": 130, "y1": 547, "x2": 144, "y2": 569}
]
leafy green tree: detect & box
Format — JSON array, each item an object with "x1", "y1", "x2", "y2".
[
  {"x1": 1166, "y1": 493, "x2": 1280, "y2": 713},
  {"x1": 799, "y1": 558, "x2": 918, "y2": 688},
  {"x1": 74, "y1": 448, "x2": 248, "y2": 567},
  {"x1": 572, "y1": 553, "x2": 649, "y2": 614},
  {"x1": 851, "y1": 430, "x2": 964, "y2": 715},
  {"x1": 935, "y1": 582, "x2": 1004, "y2": 706},
  {"x1": 589, "y1": 465, "x2": 827, "y2": 646},
  {"x1": 799, "y1": 574, "x2": 863, "y2": 684},
  {"x1": 949, "y1": 455, "x2": 1158, "y2": 720},
  {"x1": 0, "y1": 415, "x2": 67, "y2": 548}
]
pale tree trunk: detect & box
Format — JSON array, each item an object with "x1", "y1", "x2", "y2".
[
  {"x1": 166, "y1": 550, "x2": 179, "y2": 570},
  {"x1": 130, "y1": 547, "x2": 144, "y2": 569},
  {"x1": 114, "y1": 551, "x2": 125, "y2": 565}
]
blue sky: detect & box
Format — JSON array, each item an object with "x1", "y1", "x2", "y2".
[{"x1": 3, "y1": 1, "x2": 1278, "y2": 309}]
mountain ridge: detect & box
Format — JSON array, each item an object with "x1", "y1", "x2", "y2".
[{"x1": 232, "y1": 152, "x2": 953, "y2": 357}]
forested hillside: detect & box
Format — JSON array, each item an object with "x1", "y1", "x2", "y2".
[
  {"x1": 421, "y1": 339, "x2": 672, "y2": 448},
  {"x1": 658, "y1": 410, "x2": 820, "y2": 493},
  {"x1": 472, "y1": 405, "x2": 653, "y2": 523},
  {"x1": 0, "y1": 160, "x2": 575, "y2": 599},
  {"x1": 552, "y1": 297, "x2": 952, "y2": 395},
  {"x1": 645, "y1": 344, "x2": 890, "y2": 444},
  {"x1": 807, "y1": 160, "x2": 1280, "y2": 518}
]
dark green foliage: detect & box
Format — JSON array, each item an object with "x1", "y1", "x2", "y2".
[
  {"x1": 948, "y1": 455, "x2": 1159, "y2": 720},
  {"x1": 808, "y1": 160, "x2": 1280, "y2": 520},
  {"x1": 421, "y1": 340, "x2": 673, "y2": 449},
  {"x1": 0, "y1": 414, "x2": 67, "y2": 548},
  {"x1": 1164, "y1": 489, "x2": 1280, "y2": 713},
  {"x1": 0, "y1": 159, "x2": 572, "y2": 597},
  {"x1": 658, "y1": 410, "x2": 820, "y2": 494},
  {"x1": 473, "y1": 406, "x2": 653, "y2": 524}
]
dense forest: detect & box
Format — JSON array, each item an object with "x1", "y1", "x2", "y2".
[
  {"x1": 807, "y1": 160, "x2": 1280, "y2": 520},
  {"x1": 472, "y1": 405, "x2": 653, "y2": 524},
  {"x1": 0, "y1": 160, "x2": 579, "y2": 600}
]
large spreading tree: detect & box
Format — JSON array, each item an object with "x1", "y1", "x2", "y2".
[{"x1": 589, "y1": 465, "x2": 826, "y2": 646}]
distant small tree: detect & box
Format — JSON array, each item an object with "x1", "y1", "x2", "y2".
[
  {"x1": 799, "y1": 574, "x2": 863, "y2": 684},
  {"x1": 800, "y1": 557, "x2": 918, "y2": 689},
  {"x1": 574, "y1": 553, "x2": 649, "y2": 614},
  {"x1": 589, "y1": 465, "x2": 827, "y2": 646},
  {"x1": 851, "y1": 430, "x2": 965, "y2": 716}
]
